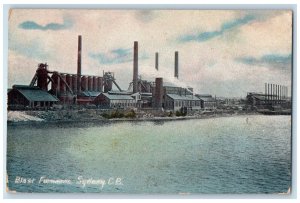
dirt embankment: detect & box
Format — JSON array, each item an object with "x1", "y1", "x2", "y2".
[
  {"x1": 7, "y1": 111, "x2": 44, "y2": 122},
  {"x1": 7, "y1": 109, "x2": 256, "y2": 124},
  {"x1": 7, "y1": 109, "x2": 107, "y2": 122}
]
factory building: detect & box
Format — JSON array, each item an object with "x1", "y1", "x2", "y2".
[
  {"x1": 8, "y1": 36, "x2": 204, "y2": 112},
  {"x1": 140, "y1": 92, "x2": 152, "y2": 108},
  {"x1": 195, "y1": 94, "x2": 217, "y2": 110},
  {"x1": 247, "y1": 93, "x2": 275, "y2": 107},
  {"x1": 76, "y1": 91, "x2": 102, "y2": 105},
  {"x1": 8, "y1": 85, "x2": 59, "y2": 110},
  {"x1": 246, "y1": 93, "x2": 290, "y2": 109},
  {"x1": 246, "y1": 83, "x2": 290, "y2": 109},
  {"x1": 24, "y1": 36, "x2": 122, "y2": 106},
  {"x1": 149, "y1": 52, "x2": 202, "y2": 112},
  {"x1": 164, "y1": 94, "x2": 201, "y2": 111},
  {"x1": 162, "y1": 84, "x2": 201, "y2": 111},
  {"x1": 150, "y1": 77, "x2": 201, "y2": 111},
  {"x1": 93, "y1": 93, "x2": 137, "y2": 109}
]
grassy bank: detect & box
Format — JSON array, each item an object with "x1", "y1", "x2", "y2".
[{"x1": 7, "y1": 109, "x2": 259, "y2": 127}]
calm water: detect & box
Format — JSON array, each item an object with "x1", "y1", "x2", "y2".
[{"x1": 7, "y1": 115, "x2": 291, "y2": 194}]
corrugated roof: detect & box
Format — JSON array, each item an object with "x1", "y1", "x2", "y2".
[
  {"x1": 198, "y1": 97, "x2": 215, "y2": 102},
  {"x1": 253, "y1": 95, "x2": 267, "y2": 100},
  {"x1": 196, "y1": 94, "x2": 212, "y2": 98},
  {"x1": 81, "y1": 91, "x2": 101, "y2": 97},
  {"x1": 17, "y1": 89, "x2": 59, "y2": 102},
  {"x1": 13, "y1": 85, "x2": 40, "y2": 90},
  {"x1": 247, "y1": 93, "x2": 279, "y2": 101},
  {"x1": 102, "y1": 93, "x2": 134, "y2": 100},
  {"x1": 167, "y1": 94, "x2": 200, "y2": 101},
  {"x1": 252, "y1": 95, "x2": 278, "y2": 100},
  {"x1": 141, "y1": 92, "x2": 152, "y2": 96},
  {"x1": 108, "y1": 91, "x2": 132, "y2": 95}
]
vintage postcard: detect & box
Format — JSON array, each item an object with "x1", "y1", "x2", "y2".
[{"x1": 6, "y1": 9, "x2": 292, "y2": 194}]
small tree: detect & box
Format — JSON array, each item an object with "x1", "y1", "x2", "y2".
[
  {"x1": 102, "y1": 113, "x2": 111, "y2": 119},
  {"x1": 125, "y1": 110, "x2": 136, "y2": 118}
]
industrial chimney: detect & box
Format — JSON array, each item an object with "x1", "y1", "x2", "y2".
[
  {"x1": 133, "y1": 41, "x2": 138, "y2": 93},
  {"x1": 77, "y1": 35, "x2": 82, "y2": 93},
  {"x1": 155, "y1": 52, "x2": 159, "y2": 71},
  {"x1": 175, "y1": 51, "x2": 179, "y2": 79},
  {"x1": 154, "y1": 78, "x2": 163, "y2": 108}
]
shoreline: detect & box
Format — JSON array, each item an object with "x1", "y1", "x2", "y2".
[{"x1": 7, "y1": 111, "x2": 268, "y2": 127}]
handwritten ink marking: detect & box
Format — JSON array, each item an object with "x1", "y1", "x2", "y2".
[
  {"x1": 76, "y1": 176, "x2": 106, "y2": 189},
  {"x1": 115, "y1": 177, "x2": 123, "y2": 185},
  {"x1": 13, "y1": 176, "x2": 123, "y2": 189},
  {"x1": 108, "y1": 177, "x2": 115, "y2": 185},
  {"x1": 108, "y1": 177, "x2": 123, "y2": 185},
  {"x1": 39, "y1": 176, "x2": 72, "y2": 185},
  {"x1": 15, "y1": 176, "x2": 35, "y2": 184}
]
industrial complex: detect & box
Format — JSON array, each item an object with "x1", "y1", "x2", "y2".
[
  {"x1": 7, "y1": 35, "x2": 291, "y2": 116},
  {"x1": 246, "y1": 83, "x2": 291, "y2": 114}
]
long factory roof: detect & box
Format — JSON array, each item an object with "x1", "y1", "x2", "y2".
[
  {"x1": 101, "y1": 93, "x2": 135, "y2": 100},
  {"x1": 81, "y1": 91, "x2": 101, "y2": 97},
  {"x1": 166, "y1": 94, "x2": 200, "y2": 101},
  {"x1": 12, "y1": 85, "x2": 59, "y2": 102}
]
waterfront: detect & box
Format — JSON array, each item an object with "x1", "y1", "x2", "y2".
[{"x1": 7, "y1": 115, "x2": 291, "y2": 193}]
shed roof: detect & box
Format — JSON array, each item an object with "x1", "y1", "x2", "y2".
[
  {"x1": 195, "y1": 94, "x2": 212, "y2": 98},
  {"x1": 198, "y1": 97, "x2": 215, "y2": 102},
  {"x1": 81, "y1": 91, "x2": 101, "y2": 97},
  {"x1": 252, "y1": 94, "x2": 278, "y2": 101},
  {"x1": 108, "y1": 91, "x2": 132, "y2": 95},
  {"x1": 167, "y1": 94, "x2": 200, "y2": 101},
  {"x1": 15, "y1": 87, "x2": 59, "y2": 102},
  {"x1": 101, "y1": 93, "x2": 134, "y2": 100}
]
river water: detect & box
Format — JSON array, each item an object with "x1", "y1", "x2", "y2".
[{"x1": 7, "y1": 115, "x2": 291, "y2": 194}]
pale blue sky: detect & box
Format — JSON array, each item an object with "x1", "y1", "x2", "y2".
[{"x1": 8, "y1": 9, "x2": 292, "y2": 97}]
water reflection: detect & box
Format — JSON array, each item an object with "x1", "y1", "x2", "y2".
[{"x1": 7, "y1": 115, "x2": 291, "y2": 193}]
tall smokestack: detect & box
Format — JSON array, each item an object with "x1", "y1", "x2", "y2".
[
  {"x1": 280, "y1": 85, "x2": 282, "y2": 102},
  {"x1": 175, "y1": 51, "x2": 179, "y2": 79},
  {"x1": 279, "y1": 85, "x2": 281, "y2": 102},
  {"x1": 267, "y1": 83, "x2": 269, "y2": 104},
  {"x1": 272, "y1": 84, "x2": 275, "y2": 105},
  {"x1": 278, "y1": 85, "x2": 280, "y2": 102},
  {"x1": 275, "y1": 84, "x2": 278, "y2": 104},
  {"x1": 77, "y1": 35, "x2": 82, "y2": 93},
  {"x1": 154, "y1": 78, "x2": 163, "y2": 108},
  {"x1": 271, "y1": 84, "x2": 273, "y2": 105},
  {"x1": 265, "y1": 83, "x2": 267, "y2": 104},
  {"x1": 155, "y1": 52, "x2": 159, "y2": 71},
  {"x1": 133, "y1": 41, "x2": 138, "y2": 93}
]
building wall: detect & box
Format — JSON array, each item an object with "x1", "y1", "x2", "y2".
[
  {"x1": 246, "y1": 94, "x2": 289, "y2": 109},
  {"x1": 93, "y1": 94, "x2": 109, "y2": 107},
  {"x1": 8, "y1": 89, "x2": 56, "y2": 110},
  {"x1": 109, "y1": 99, "x2": 136, "y2": 109},
  {"x1": 94, "y1": 94, "x2": 137, "y2": 109},
  {"x1": 200, "y1": 100, "x2": 217, "y2": 110},
  {"x1": 8, "y1": 90, "x2": 29, "y2": 107},
  {"x1": 164, "y1": 97, "x2": 174, "y2": 110},
  {"x1": 164, "y1": 96, "x2": 201, "y2": 111}
]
